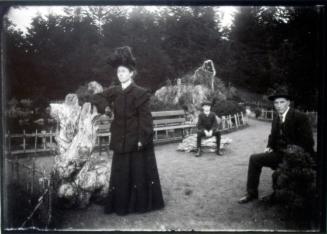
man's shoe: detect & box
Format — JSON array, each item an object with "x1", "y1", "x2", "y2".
[
  {"x1": 216, "y1": 151, "x2": 223, "y2": 156},
  {"x1": 260, "y1": 193, "x2": 275, "y2": 204},
  {"x1": 195, "y1": 149, "x2": 201, "y2": 157},
  {"x1": 238, "y1": 194, "x2": 258, "y2": 204}
]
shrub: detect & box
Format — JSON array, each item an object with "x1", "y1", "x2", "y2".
[
  {"x1": 272, "y1": 145, "x2": 317, "y2": 220},
  {"x1": 253, "y1": 107, "x2": 262, "y2": 118},
  {"x1": 149, "y1": 96, "x2": 182, "y2": 111},
  {"x1": 211, "y1": 99, "x2": 245, "y2": 117}
]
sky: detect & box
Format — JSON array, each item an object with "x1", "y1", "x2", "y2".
[{"x1": 6, "y1": 6, "x2": 237, "y2": 34}]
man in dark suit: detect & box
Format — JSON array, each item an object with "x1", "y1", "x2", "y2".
[
  {"x1": 195, "y1": 101, "x2": 222, "y2": 157},
  {"x1": 238, "y1": 87, "x2": 315, "y2": 203}
]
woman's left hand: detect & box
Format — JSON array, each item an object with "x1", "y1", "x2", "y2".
[{"x1": 137, "y1": 141, "x2": 143, "y2": 150}]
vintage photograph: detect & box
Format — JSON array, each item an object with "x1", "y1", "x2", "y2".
[{"x1": 1, "y1": 3, "x2": 325, "y2": 232}]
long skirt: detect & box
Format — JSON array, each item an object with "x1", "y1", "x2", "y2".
[{"x1": 104, "y1": 144, "x2": 164, "y2": 215}]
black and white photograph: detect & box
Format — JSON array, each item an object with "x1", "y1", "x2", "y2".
[{"x1": 1, "y1": 2, "x2": 326, "y2": 232}]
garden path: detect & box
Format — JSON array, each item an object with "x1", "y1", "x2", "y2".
[{"x1": 53, "y1": 118, "x2": 317, "y2": 231}]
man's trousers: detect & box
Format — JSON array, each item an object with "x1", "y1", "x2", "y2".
[
  {"x1": 246, "y1": 151, "x2": 283, "y2": 197},
  {"x1": 197, "y1": 130, "x2": 221, "y2": 152}
]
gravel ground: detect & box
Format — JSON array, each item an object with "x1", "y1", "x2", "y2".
[{"x1": 9, "y1": 118, "x2": 319, "y2": 231}]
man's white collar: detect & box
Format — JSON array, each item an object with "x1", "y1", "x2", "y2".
[
  {"x1": 280, "y1": 107, "x2": 290, "y2": 122},
  {"x1": 121, "y1": 80, "x2": 132, "y2": 90}
]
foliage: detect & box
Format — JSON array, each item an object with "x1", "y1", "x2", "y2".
[
  {"x1": 253, "y1": 107, "x2": 262, "y2": 118},
  {"x1": 6, "y1": 97, "x2": 55, "y2": 133},
  {"x1": 272, "y1": 145, "x2": 317, "y2": 219},
  {"x1": 6, "y1": 181, "x2": 53, "y2": 229},
  {"x1": 211, "y1": 99, "x2": 245, "y2": 117},
  {"x1": 149, "y1": 95, "x2": 182, "y2": 111},
  {"x1": 226, "y1": 6, "x2": 320, "y2": 110},
  {"x1": 4, "y1": 6, "x2": 320, "y2": 110}
]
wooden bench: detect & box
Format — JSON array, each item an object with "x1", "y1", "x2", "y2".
[
  {"x1": 94, "y1": 110, "x2": 195, "y2": 152},
  {"x1": 151, "y1": 110, "x2": 196, "y2": 142}
]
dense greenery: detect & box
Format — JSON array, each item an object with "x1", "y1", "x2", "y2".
[
  {"x1": 273, "y1": 145, "x2": 318, "y2": 223},
  {"x1": 4, "y1": 6, "x2": 321, "y2": 110},
  {"x1": 211, "y1": 100, "x2": 245, "y2": 117}
]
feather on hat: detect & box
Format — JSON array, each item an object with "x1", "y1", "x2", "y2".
[{"x1": 107, "y1": 46, "x2": 136, "y2": 70}]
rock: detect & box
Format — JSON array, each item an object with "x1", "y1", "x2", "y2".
[{"x1": 177, "y1": 134, "x2": 232, "y2": 153}]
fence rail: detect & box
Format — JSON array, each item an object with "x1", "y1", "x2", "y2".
[
  {"x1": 219, "y1": 112, "x2": 247, "y2": 131},
  {"x1": 5, "y1": 112, "x2": 248, "y2": 155}
]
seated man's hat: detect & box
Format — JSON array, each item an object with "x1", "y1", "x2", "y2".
[
  {"x1": 107, "y1": 46, "x2": 136, "y2": 70},
  {"x1": 201, "y1": 101, "x2": 212, "y2": 107},
  {"x1": 268, "y1": 86, "x2": 291, "y2": 101}
]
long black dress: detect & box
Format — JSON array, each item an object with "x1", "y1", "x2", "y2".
[{"x1": 90, "y1": 82, "x2": 164, "y2": 215}]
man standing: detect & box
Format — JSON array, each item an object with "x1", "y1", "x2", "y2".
[
  {"x1": 238, "y1": 87, "x2": 315, "y2": 203},
  {"x1": 196, "y1": 101, "x2": 222, "y2": 157}
]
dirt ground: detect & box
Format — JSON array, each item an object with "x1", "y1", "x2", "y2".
[{"x1": 16, "y1": 118, "x2": 319, "y2": 231}]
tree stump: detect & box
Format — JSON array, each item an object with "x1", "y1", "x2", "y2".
[{"x1": 50, "y1": 93, "x2": 111, "y2": 208}]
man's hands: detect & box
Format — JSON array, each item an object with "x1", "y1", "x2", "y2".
[
  {"x1": 204, "y1": 130, "x2": 213, "y2": 137},
  {"x1": 264, "y1": 147, "x2": 273, "y2": 153}
]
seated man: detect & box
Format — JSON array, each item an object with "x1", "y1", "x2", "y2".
[
  {"x1": 196, "y1": 101, "x2": 222, "y2": 157},
  {"x1": 238, "y1": 87, "x2": 315, "y2": 204}
]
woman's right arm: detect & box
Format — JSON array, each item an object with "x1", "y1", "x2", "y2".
[{"x1": 89, "y1": 87, "x2": 116, "y2": 114}]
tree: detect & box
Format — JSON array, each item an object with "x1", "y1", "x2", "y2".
[
  {"x1": 280, "y1": 7, "x2": 320, "y2": 110},
  {"x1": 227, "y1": 6, "x2": 320, "y2": 110}
]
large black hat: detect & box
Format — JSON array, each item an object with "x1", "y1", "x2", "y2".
[
  {"x1": 107, "y1": 46, "x2": 136, "y2": 70},
  {"x1": 268, "y1": 86, "x2": 291, "y2": 101}
]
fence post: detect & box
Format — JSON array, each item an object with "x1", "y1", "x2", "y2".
[
  {"x1": 234, "y1": 114, "x2": 239, "y2": 128},
  {"x1": 99, "y1": 135, "x2": 102, "y2": 156},
  {"x1": 42, "y1": 130, "x2": 46, "y2": 150},
  {"x1": 31, "y1": 157, "x2": 35, "y2": 195},
  {"x1": 47, "y1": 175, "x2": 52, "y2": 228},
  {"x1": 50, "y1": 130, "x2": 52, "y2": 143},
  {"x1": 15, "y1": 156, "x2": 19, "y2": 182},
  {"x1": 8, "y1": 131, "x2": 11, "y2": 157},
  {"x1": 35, "y1": 129, "x2": 38, "y2": 153},
  {"x1": 23, "y1": 130, "x2": 26, "y2": 153},
  {"x1": 155, "y1": 129, "x2": 158, "y2": 141}
]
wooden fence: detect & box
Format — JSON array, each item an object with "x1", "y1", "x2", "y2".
[
  {"x1": 219, "y1": 112, "x2": 247, "y2": 131},
  {"x1": 5, "y1": 112, "x2": 247, "y2": 156},
  {"x1": 257, "y1": 109, "x2": 275, "y2": 121}
]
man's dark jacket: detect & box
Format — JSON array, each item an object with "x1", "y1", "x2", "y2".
[
  {"x1": 90, "y1": 83, "x2": 153, "y2": 153},
  {"x1": 197, "y1": 112, "x2": 218, "y2": 132},
  {"x1": 267, "y1": 108, "x2": 314, "y2": 155}
]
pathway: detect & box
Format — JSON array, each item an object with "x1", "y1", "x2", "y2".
[{"x1": 51, "y1": 118, "x2": 317, "y2": 231}]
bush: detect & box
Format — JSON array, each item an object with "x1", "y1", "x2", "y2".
[
  {"x1": 149, "y1": 96, "x2": 182, "y2": 111},
  {"x1": 272, "y1": 145, "x2": 318, "y2": 220},
  {"x1": 211, "y1": 99, "x2": 245, "y2": 117},
  {"x1": 253, "y1": 107, "x2": 262, "y2": 118},
  {"x1": 6, "y1": 182, "x2": 51, "y2": 229}
]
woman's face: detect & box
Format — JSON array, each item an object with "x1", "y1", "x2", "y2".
[{"x1": 117, "y1": 66, "x2": 133, "y2": 84}]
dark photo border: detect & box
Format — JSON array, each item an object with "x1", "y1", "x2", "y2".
[{"x1": 1, "y1": 0, "x2": 326, "y2": 233}]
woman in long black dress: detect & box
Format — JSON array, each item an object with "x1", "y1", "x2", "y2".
[{"x1": 89, "y1": 46, "x2": 164, "y2": 215}]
